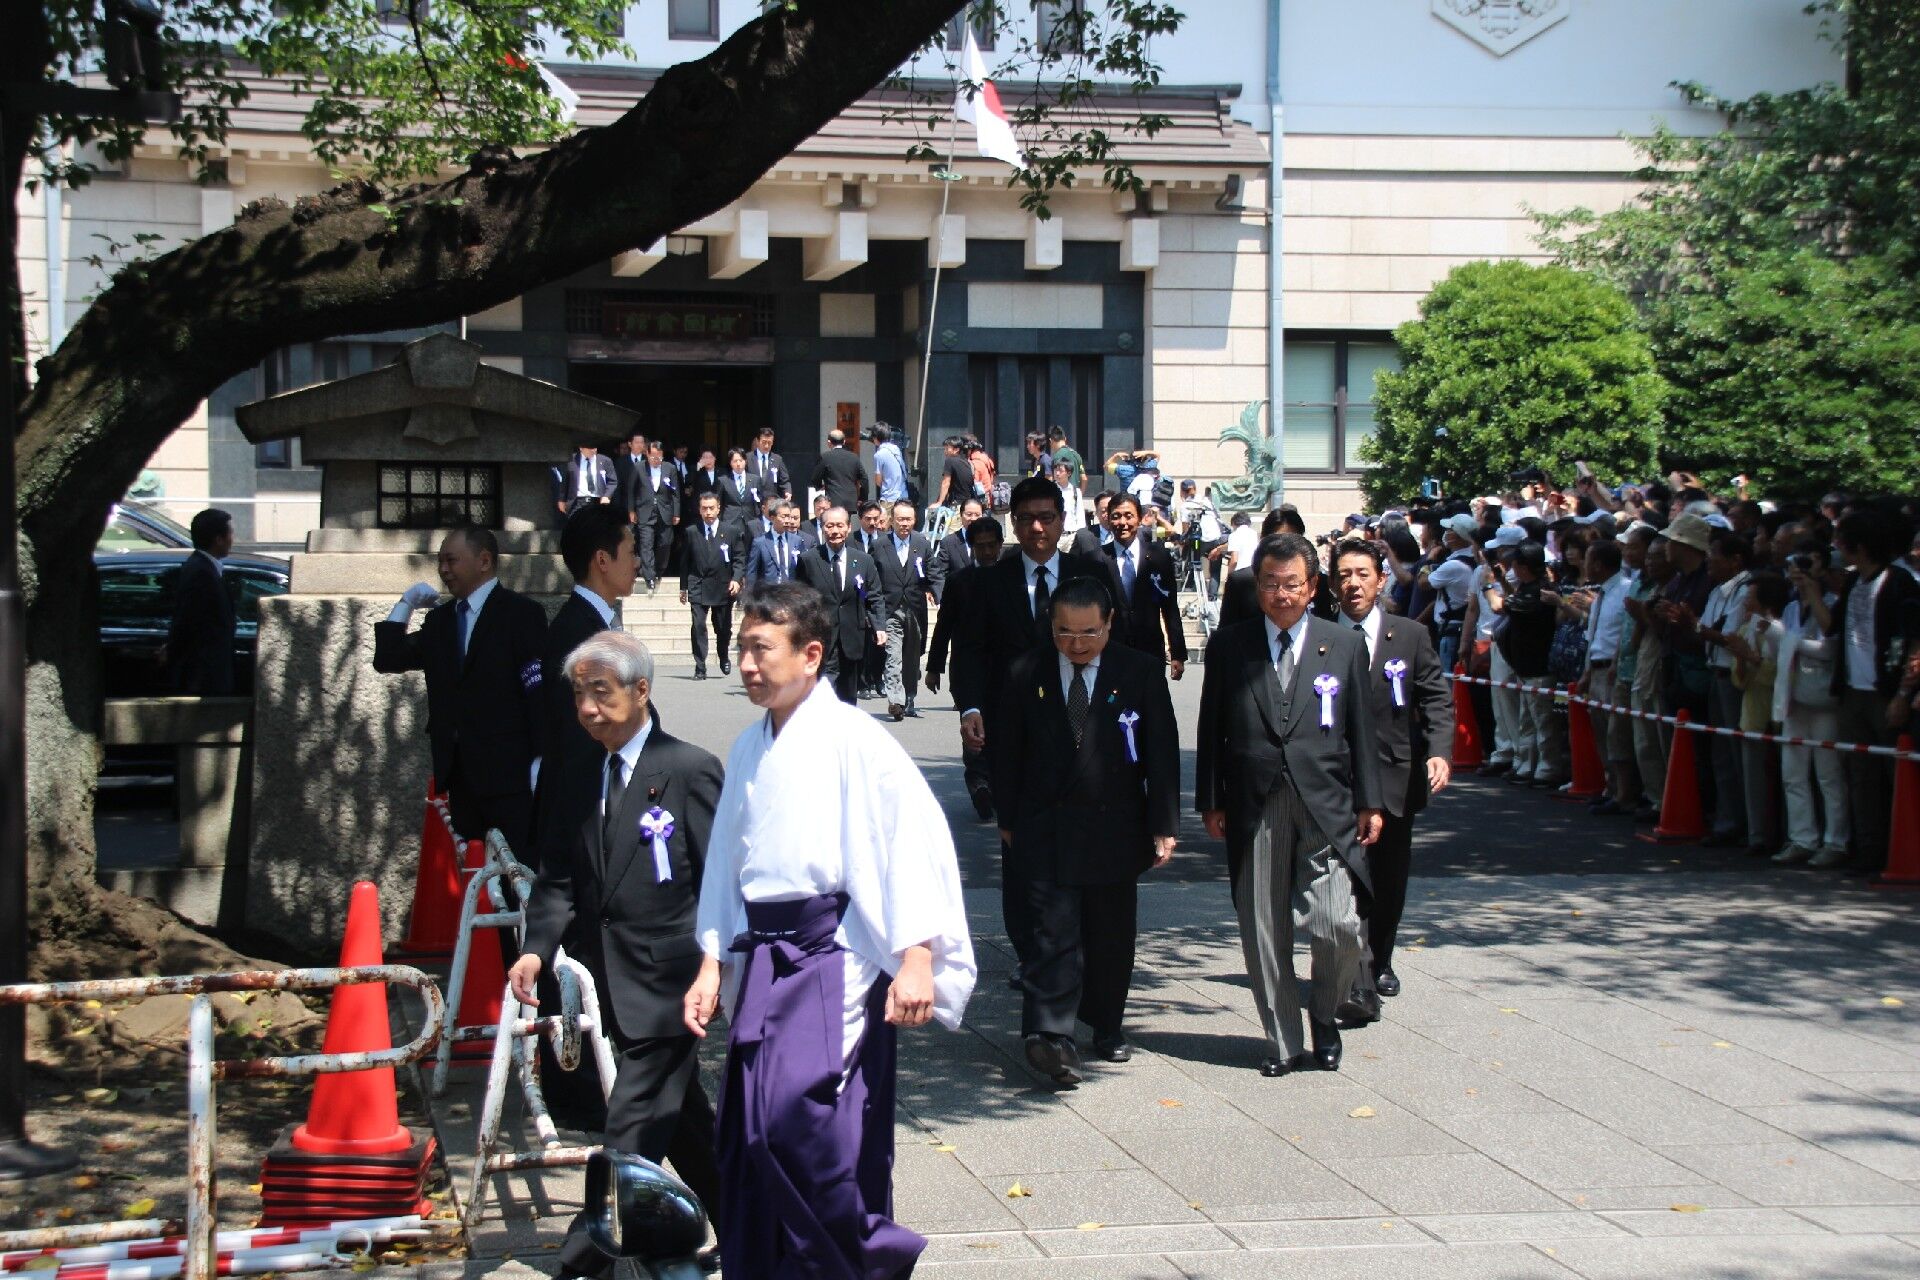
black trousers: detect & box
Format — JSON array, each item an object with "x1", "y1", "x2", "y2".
[
  {"x1": 634, "y1": 519, "x2": 660, "y2": 586},
  {"x1": 444, "y1": 764, "x2": 533, "y2": 865},
  {"x1": 1019, "y1": 875, "x2": 1138, "y2": 1041},
  {"x1": 688, "y1": 601, "x2": 733, "y2": 672},
  {"x1": 822, "y1": 639, "x2": 862, "y2": 703},
  {"x1": 647, "y1": 522, "x2": 675, "y2": 585},
  {"x1": 1363, "y1": 809, "x2": 1415, "y2": 975},
  {"x1": 556, "y1": 1030, "x2": 722, "y2": 1279}
]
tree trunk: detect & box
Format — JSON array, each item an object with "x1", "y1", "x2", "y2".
[{"x1": 14, "y1": 0, "x2": 967, "y2": 974}]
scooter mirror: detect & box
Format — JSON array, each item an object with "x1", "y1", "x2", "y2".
[{"x1": 584, "y1": 1149, "x2": 708, "y2": 1264}]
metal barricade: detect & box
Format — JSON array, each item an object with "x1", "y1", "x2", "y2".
[{"x1": 0, "y1": 966, "x2": 446, "y2": 1280}]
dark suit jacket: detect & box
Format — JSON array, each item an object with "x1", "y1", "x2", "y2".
[
  {"x1": 167, "y1": 551, "x2": 237, "y2": 695},
  {"x1": 993, "y1": 643, "x2": 1179, "y2": 885},
  {"x1": 1831, "y1": 566, "x2": 1920, "y2": 698},
  {"x1": 520, "y1": 725, "x2": 721, "y2": 1041},
  {"x1": 716, "y1": 470, "x2": 762, "y2": 537},
  {"x1": 1220, "y1": 565, "x2": 1338, "y2": 629},
  {"x1": 745, "y1": 449, "x2": 790, "y2": 499},
  {"x1": 930, "y1": 530, "x2": 971, "y2": 604},
  {"x1": 950, "y1": 550, "x2": 1128, "y2": 721},
  {"x1": 533, "y1": 591, "x2": 612, "y2": 866},
  {"x1": 1351, "y1": 614, "x2": 1454, "y2": 819},
  {"x1": 563, "y1": 454, "x2": 618, "y2": 504},
  {"x1": 1194, "y1": 616, "x2": 1383, "y2": 893},
  {"x1": 810, "y1": 447, "x2": 869, "y2": 513},
  {"x1": 630, "y1": 463, "x2": 677, "y2": 530},
  {"x1": 871, "y1": 533, "x2": 935, "y2": 627},
  {"x1": 927, "y1": 563, "x2": 980, "y2": 684},
  {"x1": 680, "y1": 522, "x2": 742, "y2": 606},
  {"x1": 1106, "y1": 538, "x2": 1188, "y2": 664},
  {"x1": 682, "y1": 468, "x2": 721, "y2": 525},
  {"x1": 795, "y1": 541, "x2": 886, "y2": 659},
  {"x1": 744, "y1": 531, "x2": 811, "y2": 587},
  {"x1": 1069, "y1": 527, "x2": 1110, "y2": 560},
  {"x1": 372, "y1": 584, "x2": 549, "y2": 799}
]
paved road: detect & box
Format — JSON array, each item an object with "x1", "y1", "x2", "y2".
[{"x1": 422, "y1": 658, "x2": 1920, "y2": 1279}]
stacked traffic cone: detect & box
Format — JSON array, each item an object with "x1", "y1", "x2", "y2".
[
  {"x1": 1638, "y1": 711, "x2": 1706, "y2": 844},
  {"x1": 1563, "y1": 685, "x2": 1606, "y2": 802},
  {"x1": 1871, "y1": 735, "x2": 1920, "y2": 890},
  {"x1": 447, "y1": 833, "x2": 506, "y2": 1063},
  {"x1": 1450, "y1": 665, "x2": 1483, "y2": 771},
  {"x1": 394, "y1": 785, "x2": 461, "y2": 958},
  {"x1": 257, "y1": 882, "x2": 436, "y2": 1225}
]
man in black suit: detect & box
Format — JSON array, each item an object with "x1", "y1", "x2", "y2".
[
  {"x1": 927, "y1": 517, "x2": 1006, "y2": 820},
  {"x1": 853, "y1": 503, "x2": 889, "y2": 696},
  {"x1": 680, "y1": 492, "x2": 741, "y2": 681},
  {"x1": 1218, "y1": 507, "x2": 1334, "y2": 629},
  {"x1": 613, "y1": 429, "x2": 648, "y2": 521},
  {"x1": 1831, "y1": 506, "x2": 1920, "y2": 874},
  {"x1": 744, "y1": 501, "x2": 800, "y2": 588},
  {"x1": 509, "y1": 632, "x2": 723, "y2": 1278},
  {"x1": 682, "y1": 448, "x2": 721, "y2": 528},
  {"x1": 993, "y1": 578, "x2": 1179, "y2": 1085},
  {"x1": 373, "y1": 525, "x2": 549, "y2": 856},
  {"x1": 630, "y1": 440, "x2": 679, "y2": 593},
  {"x1": 794, "y1": 505, "x2": 885, "y2": 703},
  {"x1": 559, "y1": 443, "x2": 619, "y2": 521},
  {"x1": 744, "y1": 426, "x2": 790, "y2": 500},
  {"x1": 1068, "y1": 491, "x2": 1115, "y2": 559},
  {"x1": 716, "y1": 448, "x2": 762, "y2": 543},
  {"x1": 1103, "y1": 494, "x2": 1188, "y2": 682},
  {"x1": 951, "y1": 476, "x2": 1126, "y2": 974},
  {"x1": 1327, "y1": 538, "x2": 1452, "y2": 1020},
  {"x1": 167, "y1": 508, "x2": 238, "y2": 695},
  {"x1": 1195, "y1": 532, "x2": 1382, "y2": 1077},
  {"x1": 928, "y1": 497, "x2": 986, "y2": 604},
  {"x1": 873, "y1": 500, "x2": 935, "y2": 721},
  {"x1": 809, "y1": 428, "x2": 869, "y2": 514}
]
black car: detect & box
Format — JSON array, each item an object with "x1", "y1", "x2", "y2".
[
  {"x1": 98, "y1": 501, "x2": 196, "y2": 553},
  {"x1": 97, "y1": 549, "x2": 291, "y2": 697}
]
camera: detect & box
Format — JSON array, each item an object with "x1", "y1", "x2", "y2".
[
  {"x1": 1790, "y1": 553, "x2": 1819, "y2": 573},
  {"x1": 1509, "y1": 467, "x2": 1548, "y2": 487}
]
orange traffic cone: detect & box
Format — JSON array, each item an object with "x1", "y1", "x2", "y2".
[
  {"x1": 1640, "y1": 711, "x2": 1705, "y2": 843},
  {"x1": 258, "y1": 882, "x2": 435, "y2": 1225},
  {"x1": 1564, "y1": 685, "x2": 1606, "y2": 802},
  {"x1": 450, "y1": 925, "x2": 508, "y2": 1064},
  {"x1": 394, "y1": 791, "x2": 461, "y2": 957},
  {"x1": 1871, "y1": 735, "x2": 1920, "y2": 890},
  {"x1": 1450, "y1": 665, "x2": 1484, "y2": 771}
]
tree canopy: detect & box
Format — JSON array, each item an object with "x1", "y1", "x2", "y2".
[
  {"x1": 1362, "y1": 260, "x2": 1667, "y2": 506},
  {"x1": 1534, "y1": 0, "x2": 1920, "y2": 497}
]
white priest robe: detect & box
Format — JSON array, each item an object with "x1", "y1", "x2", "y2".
[{"x1": 697, "y1": 678, "x2": 977, "y2": 1063}]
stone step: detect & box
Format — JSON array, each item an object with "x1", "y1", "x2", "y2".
[{"x1": 305, "y1": 528, "x2": 561, "y2": 554}]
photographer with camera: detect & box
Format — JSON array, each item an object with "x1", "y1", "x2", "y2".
[{"x1": 1417, "y1": 513, "x2": 1479, "y2": 673}]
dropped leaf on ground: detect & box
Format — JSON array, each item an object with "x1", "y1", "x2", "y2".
[
  {"x1": 1670, "y1": 1203, "x2": 1705, "y2": 1214},
  {"x1": 1158, "y1": 1098, "x2": 1184, "y2": 1108},
  {"x1": 123, "y1": 1198, "x2": 157, "y2": 1218},
  {"x1": 1348, "y1": 1106, "x2": 1376, "y2": 1119},
  {"x1": 1076, "y1": 1223, "x2": 1103, "y2": 1231},
  {"x1": 1005, "y1": 1182, "x2": 1031, "y2": 1198},
  {"x1": 933, "y1": 1144, "x2": 956, "y2": 1154},
  {"x1": 1881, "y1": 996, "x2": 1904, "y2": 1007}
]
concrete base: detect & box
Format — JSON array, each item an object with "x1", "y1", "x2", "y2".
[{"x1": 97, "y1": 865, "x2": 227, "y2": 927}]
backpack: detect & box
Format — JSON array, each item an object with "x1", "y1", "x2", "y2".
[{"x1": 1151, "y1": 475, "x2": 1175, "y2": 511}]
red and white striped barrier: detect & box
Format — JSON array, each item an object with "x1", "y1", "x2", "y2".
[
  {"x1": 1443, "y1": 671, "x2": 1920, "y2": 763},
  {"x1": 1, "y1": 1218, "x2": 427, "y2": 1272}
]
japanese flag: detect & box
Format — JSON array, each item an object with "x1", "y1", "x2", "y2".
[
  {"x1": 955, "y1": 28, "x2": 1025, "y2": 170},
  {"x1": 537, "y1": 62, "x2": 581, "y2": 125}
]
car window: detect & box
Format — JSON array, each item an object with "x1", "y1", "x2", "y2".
[
  {"x1": 98, "y1": 564, "x2": 180, "y2": 625},
  {"x1": 98, "y1": 513, "x2": 177, "y2": 553},
  {"x1": 224, "y1": 567, "x2": 289, "y2": 624}
]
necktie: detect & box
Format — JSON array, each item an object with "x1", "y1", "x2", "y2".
[
  {"x1": 737, "y1": 475, "x2": 745, "y2": 496},
  {"x1": 1353, "y1": 619, "x2": 1368, "y2": 659},
  {"x1": 1068, "y1": 662, "x2": 1090, "y2": 746},
  {"x1": 1121, "y1": 545, "x2": 1137, "y2": 594},
  {"x1": 603, "y1": 754, "x2": 627, "y2": 843},
  {"x1": 1032, "y1": 566, "x2": 1052, "y2": 645},
  {"x1": 1274, "y1": 626, "x2": 1295, "y2": 691},
  {"x1": 831, "y1": 548, "x2": 843, "y2": 590},
  {"x1": 611, "y1": 602, "x2": 624, "y2": 632},
  {"x1": 706, "y1": 524, "x2": 715, "y2": 541},
  {"x1": 455, "y1": 598, "x2": 471, "y2": 659},
  {"x1": 777, "y1": 536, "x2": 789, "y2": 579}
]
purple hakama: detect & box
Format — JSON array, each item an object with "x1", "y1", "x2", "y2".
[{"x1": 717, "y1": 892, "x2": 924, "y2": 1278}]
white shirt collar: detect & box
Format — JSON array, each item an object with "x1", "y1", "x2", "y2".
[
  {"x1": 1262, "y1": 611, "x2": 1312, "y2": 663},
  {"x1": 603, "y1": 714, "x2": 655, "y2": 799},
  {"x1": 460, "y1": 577, "x2": 499, "y2": 615},
  {"x1": 571, "y1": 584, "x2": 618, "y2": 629},
  {"x1": 1024, "y1": 550, "x2": 1063, "y2": 584},
  {"x1": 1342, "y1": 605, "x2": 1383, "y2": 655},
  {"x1": 1058, "y1": 649, "x2": 1102, "y2": 700}
]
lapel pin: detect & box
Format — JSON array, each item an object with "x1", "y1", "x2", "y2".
[
  {"x1": 1318, "y1": 644, "x2": 1328, "y2": 656},
  {"x1": 648, "y1": 786, "x2": 659, "y2": 800}
]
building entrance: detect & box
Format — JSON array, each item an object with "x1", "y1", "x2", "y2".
[{"x1": 568, "y1": 363, "x2": 773, "y2": 459}]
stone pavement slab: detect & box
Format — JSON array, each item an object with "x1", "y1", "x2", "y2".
[{"x1": 401, "y1": 664, "x2": 1920, "y2": 1276}]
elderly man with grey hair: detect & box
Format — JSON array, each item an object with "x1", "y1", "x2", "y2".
[{"x1": 509, "y1": 630, "x2": 724, "y2": 1276}]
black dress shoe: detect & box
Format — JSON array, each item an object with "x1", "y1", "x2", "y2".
[
  {"x1": 904, "y1": 699, "x2": 921, "y2": 717},
  {"x1": 1006, "y1": 970, "x2": 1023, "y2": 992},
  {"x1": 1024, "y1": 1033, "x2": 1082, "y2": 1086},
  {"x1": 1336, "y1": 992, "x2": 1381, "y2": 1027},
  {"x1": 693, "y1": 668, "x2": 708, "y2": 680},
  {"x1": 971, "y1": 786, "x2": 996, "y2": 822},
  {"x1": 719, "y1": 657, "x2": 732, "y2": 675},
  {"x1": 1702, "y1": 830, "x2": 1746, "y2": 848},
  {"x1": 1259, "y1": 1053, "x2": 1314, "y2": 1077},
  {"x1": 1479, "y1": 760, "x2": 1512, "y2": 777},
  {"x1": 1375, "y1": 968, "x2": 1401, "y2": 998},
  {"x1": 1311, "y1": 1019, "x2": 1343, "y2": 1072},
  {"x1": 1589, "y1": 798, "x2": 1627, "y2": 816},
  {"x1": 1633, "y1": 803, "x2": 1661, "y2": 824},
  {"x1": 1091, "y1": 1034, "x2": 1132, "y2": 1063}
]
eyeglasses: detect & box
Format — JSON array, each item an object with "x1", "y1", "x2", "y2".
[
  {"x1": 1052, "y1": 625, "x2": 1108, "y2": 641},
  {"x1": 1256, "y1": 578, "x2": 1310, "y2": 596}
]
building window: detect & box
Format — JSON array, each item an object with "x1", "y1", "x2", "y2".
[
  {"x1": 377, "y1": 463, "x2": 502, "y2": 530},
  {"x1": 945, "y1": 4, "x2": 995, "y2": 50},
  {"x1": 669, "y1": 0, "x2": 718, "y2": 39},
  {"x1": 1281, "y1": 335, "x2": 1399, "y2": 474},
  {"x1": 1036, "y1": 0, "x2": 1087, "y2": 55},
  {"x1": 968, "y1": 357, "x2": 997, "y2": 456},
  {"x1": 1067, "y1": 356, "x2": 1105, "y2": 465}
]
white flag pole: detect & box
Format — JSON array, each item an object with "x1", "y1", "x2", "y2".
[{"x1": 911, "y1": 105, "x2": 961, "y2": 477}]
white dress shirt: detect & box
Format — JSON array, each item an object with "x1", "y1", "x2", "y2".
[
  {"x1": 1584, "y1": 570, "x2": 1631, "y2": 664},
  {"x1": 454, "y1": 578, "x2": 499, "y2": 657},
  {"x1": 1262, "y1": 612, "x2": 1312, "y2": 692},
  {"x1": 1024, "y1": 551, "x2": 1063, "y2": 617},
  {"x1": 1057, "y1": 650, "x2": 1101, "y2": 702},
  {"x1": 572, "y1": 584, "x2": 619, "y2": 630},
  {"x1": 1344, "y1": 606, "x2": 1382, "y2": 661},
  {"x1": 1845, "y1": 569, "x2": 1886, "y2": 691},
  {"x1": 600, "y1": 715, "x2": 656, "y2": 817},
  {"x1": 1702, "y1": 569, "x2": 1751, "y2": 671}
]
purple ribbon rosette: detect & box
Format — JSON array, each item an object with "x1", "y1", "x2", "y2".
[
  {"x1": 1117, "y1": 710, "x2": 1140, "y2": 763},
  {"x1": 1312, "y1": 673, "x2": 1341, "y2": 729},
  {"x1": 1383, "y1": 657, "x2": 1408, "y2": 708},
  {"x1": 638, "y1": 806, "x2": 676, "y2": 882}
]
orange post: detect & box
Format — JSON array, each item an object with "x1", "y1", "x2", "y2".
[
  {"x1": 1640, "y1": 710, "x2": 1705, "y2": 843},
  {"x1": 1564, "y1": 684, "x2": 1606, "y2": 802},
  {"x1": 1871, "y1": 735, "x2": 1920, "y2": 890},
  {"x1": 1450, "y1": 665, "x2": 1484, "y2": 771}
]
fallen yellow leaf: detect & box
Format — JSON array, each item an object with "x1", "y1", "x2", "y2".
[
  {"x1": 247, "y1": 1183, "x2": 264, "y2": 1194},
  {"x1": 933, "y1": 1145, "x2": 956, "y2": 1154},
  {"x1": 70, "y1": 1175, "x2": 96, "y2": 1189},
  {"x1": 1076, "y1": 1222, "x2": 1103, "y2": 1231},
  {"x1": 1711, "y1": 1041, "x2": 1732, "y2": 1049},
  {"x1": 1670, "y1": 1204, "x2": 1706, "y2": 1214},
  {"x1": 82, "y1": 1088, "x2": 116, "y2": 1102},
  {"x1": 1881, "y1": 996, "x2": 1904, "y2": 1007},
  {"x1": 1499, "y1": 1008, "x2": 1519, "y2": 1015},
  {"x1": 965, "y1": 1242, "x2": 1001, "y2": 1251},
  {"x1": 1187, "y1": 1201, "x2": 1205, "y2": 1210},
  {"x1": 1157, "y1": 1098, "x2": 1184, "y2": 1108},
  {"x1": 22, "y1": 1259, "x2": 59, "y2": 1272},
  {"x1": 56, "y1": 1208, "x2": 75, "y2": 1221},
  {"x1": 1005, "y1": 1183, "x2": 1031, "y2": 1199},
  {"x1": 1348, "y1": 1106, "x2": 1377, "y2": 1119},
  {"x1": 123, "y1": 1198, "x2": 157, "y2": 1218},
  {"x1": 83, "y1": 999, "x2": 102, "y2": 1010}
]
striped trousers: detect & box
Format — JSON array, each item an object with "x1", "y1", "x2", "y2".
[{"x1": 1234, "y1": 782, "x2": 1365, "y2": 1060}]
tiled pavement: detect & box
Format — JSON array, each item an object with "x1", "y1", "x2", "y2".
[{"x1": 415, "y1": 662, "x2": 1920, "y2": 1279}]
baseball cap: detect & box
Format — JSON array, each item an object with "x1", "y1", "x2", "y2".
[
  {"x1": 1491, "y1": 525, "x2": 1528, "y2": 549},
  {"x1": 1441, "y1": 514, "x2": 1477, "y2": 539}
]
